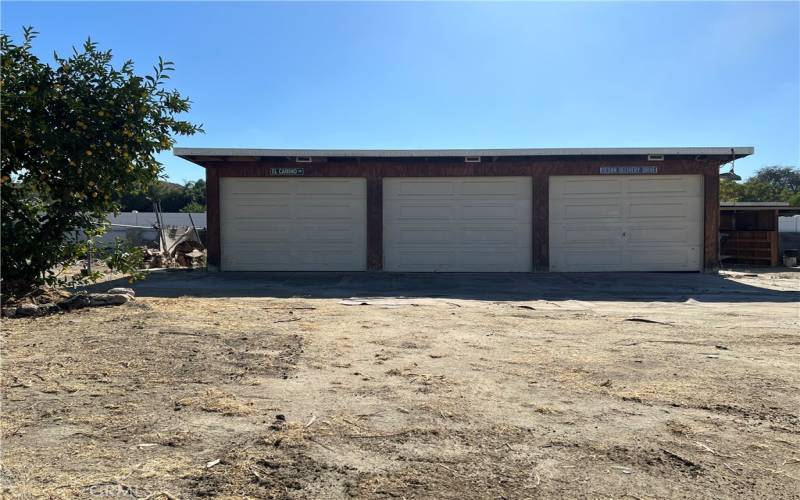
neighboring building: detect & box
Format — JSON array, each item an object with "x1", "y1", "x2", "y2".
[
  {"x1": 174, "y1": 147, "x2": 753, "y2": 273},
  {"x1": 720, "y1": 202, "x2": 800, "y2": 267}
]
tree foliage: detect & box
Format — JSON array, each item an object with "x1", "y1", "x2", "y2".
[
  {"x1": 179, "y1": 200, "x2": 206, "y2": 214},
  {"x1": 119, "y1": 178, "x2": 205, "y2": 212},
  {"x1": 752, "y1": 166, "x2": 800, "y2": 194},
  {"x1": 1, "y1": 27, "x2": 202, "y2": 293},
  {"x1": 720, "y1": 166, "x2": 800, "y2": 206}
]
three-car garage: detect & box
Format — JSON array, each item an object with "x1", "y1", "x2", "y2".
[{"x1": 176, "y1": 147, "x2": 753, "y2": 273}]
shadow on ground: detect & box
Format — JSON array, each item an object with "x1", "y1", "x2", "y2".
[{"x1": 87, "y1": 270, "x2": 800, "y2": 303}]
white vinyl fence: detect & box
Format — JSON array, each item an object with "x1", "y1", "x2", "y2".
[
  {"x1": 87, "y1": 212, "x2": 206, "y2": 248},
  {"x1": 779, "y1": 215, "x2": 800, "y2": 233},
  {"x1": 108, "y1": 212, "x2": 206, "y2": 228}
]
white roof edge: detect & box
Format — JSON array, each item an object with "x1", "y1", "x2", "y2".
[
  {"x1": 721, "y1": 201, "x2": 790, "y2": 207},
  {"x1": 173, "y1": 146, "x2": 754, "y2": 158}
]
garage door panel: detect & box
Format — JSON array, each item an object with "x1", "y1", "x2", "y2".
[
  {"x1": 384, "y1": 177, "x2": 532, "y2": 272},
  {"x1": 388, "y1": 226, "x2": 456, "y2": 244},
  {"x1": 556, "y1": 226, "x2": 624, "y2": 245},
  {"x1": 554, "y1": 250, "x2": 625, "y2": 270},
  {"x1": 628, "y1": 177, "x2": 702, "y2": 195},
  {"x1": 627, "y1": 177, "x2": 689, "y2": 194},
  {"x1": 228, "y1": 197, "x2": 290, "y2": 209},
  {"x1": 628, "y1": 227, "x2": 698, "y2": 244},
  {"x1": 462, "y1": 203, "x2": 520, "y2": 219},
  {"x1": 562, "y1": 203, "x2": 623, "y2": 220},
  {"x1": 628, "y1": 247, "x2": 700, "y2": 267},
  {"x1": 628, "y1": 201, "x2": 689, "y2": 219},
  {"x1": 550, "y1": 175, "x2": 702, "y2": 272},
  {"x1": 226, "y1": 249, "x2": 292, "y2": 267},
  {"x1": 297, "y1": 227, "x2": 361, "y2": 244},
  {"x1": 220, "y1": 178, "x2": 366, "y2": 271},
  {"x1": 295, "y1": 249, "x2": 363, "y2": 264},
  {"x1": 385, "y1": 251, "x2": 452, "y2": 271},
  {"x1": 461, "y1": 180, "x2": 526, "y2": 196},
  {"x1": 389, "y1": 203, "x2": 454, "y2": 219},
  {"x1": 295, "y1": 179, "x2": 362, "y2": 196},
  {"x1": 555, "y1": 178, "x2": 623, "y2": 196},
  {"x1": 386, "y1": 251, "x2": 529, "y2": 272},
  {"x1": 230, "y1": 225, "x2": 291, "y2": 240},
  {"x1": 461, "y1": 250, "x2": 527, "y2": 266},
  {"x1": 461, "y1": 226, "x2": 524, "y2": 244},
  {"x1": 297, "y1": 203, "x2": 363, "y2": 219},
  {"x1": 229, "y1": 179, "x2": 292, "y2": 195},
  {"x1": 389, "y1": 180, "x2": 456, "y2": 196}
]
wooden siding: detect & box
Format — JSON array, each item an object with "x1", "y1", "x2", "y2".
[
  {"x1": 720, "y1": 208, "x2": 781, "y2": 267},
  {"x1": 206, "y1": 166, "x2": 221, "y2": 271},
  {"x1": 202, "y1": 157, "x2": 724, "y2": 272}
]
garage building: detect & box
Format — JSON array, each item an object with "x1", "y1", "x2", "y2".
[{"x1": 174, "y1": 147, "x2": 753, "y2": 273}]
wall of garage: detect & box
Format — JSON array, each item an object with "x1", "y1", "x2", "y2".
[{"x1": 200, "y1": 155, "x2": 724, "y2": 272}]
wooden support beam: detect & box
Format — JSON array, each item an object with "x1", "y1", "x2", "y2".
[
  {"x1": 703, "y1": 163, "x2": 720, "y2": 271},
  {"x1": 366, "y1": 175, "x2": 383, "y2": 270},
  {"x1": 206, "y1": 166, "x2": 221, "y2": 270},
  {"x1": 532, "y1": 174, "x2": 550, "y2": 272}
]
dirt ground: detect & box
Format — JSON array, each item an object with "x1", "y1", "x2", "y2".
[{"x1": 1, "y1": 271, "x2": 799, "y2": 499}]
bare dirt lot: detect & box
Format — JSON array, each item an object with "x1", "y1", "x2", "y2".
[{"x1": 2, "y1": 271, "x2": 799, "y2": 499}]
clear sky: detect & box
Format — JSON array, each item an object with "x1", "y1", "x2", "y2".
[{"x1": 3, "y1": 1, "x2": 799, "y2": 182}]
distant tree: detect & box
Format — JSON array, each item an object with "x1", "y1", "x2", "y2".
[
  {"x1": 117, "y1": 178, "x2": 205, "y2": 212},
  {"x1": 752, "y1": 166, "x2": 800, "y2": 194},
  {"x1": 185, "y1": 179, "x2": 206, "y2": 206},
  {"x1": 146, "y1": 181, "x2": 191, "y2": 212},
  {"x1": 738, "y1": 180, "x2": 789, "y2": 203},
  {"x1": 719, "y1": 179, "x2": 743, "y2": 202},
  {"x1": 1, "y1": 28, "x2": 202, "y2": 293},
  {"x1": 179, "y1": 201, "x2": 206, "y2": 213},
  {"x1": 719, "y1": 166, "x2": 799, "y2": 206}
]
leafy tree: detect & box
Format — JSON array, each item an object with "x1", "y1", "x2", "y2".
[
  {"x1": 179, "y1": 201, "x2": 206, "y2": 213},
  {"x1": 117, "y1": 179, "x2": 204, "y2": 212},
  {"x1": 185, "y1": 179, "x2": 206, "y2": 206},
  {"x1": 145, "y1": 181, "x2": 191, "y2": 212},
  {"x1": 719, "y1": 179, "x2": 742, "y2": 202},
  {"x1": 752, "y1": 166, "x2": 800, "y2": 194},
  {"x1": 1, "y1": 28, "x2": 202, "y2": 293},
  {"x1": 738, "y1": 180, "x2": 789, "y2": 203},
  {"x1": 720, "y1": 166, "x2": 799, "y2": 206}
]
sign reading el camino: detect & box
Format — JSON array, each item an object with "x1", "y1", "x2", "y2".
[
  {"x1": 599, "y1": 166, "x2": 658, "y2": 174},
  {"x1": 270, "y1": 167, "x2": 305, "y2": 176}
]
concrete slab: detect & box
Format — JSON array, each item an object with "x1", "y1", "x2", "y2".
[{"x1": 87, "y1": 270, "x2": 800, "y2": 303}]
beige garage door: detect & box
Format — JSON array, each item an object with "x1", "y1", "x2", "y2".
[
  {"x1": 383, "y1": 177, "x2": 532, "y2": 272},
  {"x1": 220, "y1": 177, "x2": 366, "y2": 271},
  {"x1": 549, "y1": 175, "x2": 703, "y2": 272}
]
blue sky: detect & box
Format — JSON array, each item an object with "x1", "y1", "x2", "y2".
[{"x1": 3, "y1": 1, "x2": 799, "y2": 182}]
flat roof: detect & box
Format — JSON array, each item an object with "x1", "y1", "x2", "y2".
[
  {"x1": 175, "y1": 146, "x2": 754, "y2": 162},
  {"x1": 721, "y1": 202, "x2": 793, "y2": 210},
  {"x1": 722, "y1": 201, "x2": 789, "y2": 207}
]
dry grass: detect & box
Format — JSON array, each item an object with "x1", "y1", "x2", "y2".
[
  {"x1": 2, "y1": 274, "x2": 799, "y2": 498},
  {"x1": 175, "y1": 388, "x2": 254, "y2": 416}
]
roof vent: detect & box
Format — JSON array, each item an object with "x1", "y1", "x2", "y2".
[
  {"x1": 295, "y1": 157, "x2": 312, "y2": 163},
  {"x1": 647, "y1": 154, "x2": 664, "y2": 161},
  {"x1": 464, "y1": 156, "x2": 481, "y2": 163}
]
